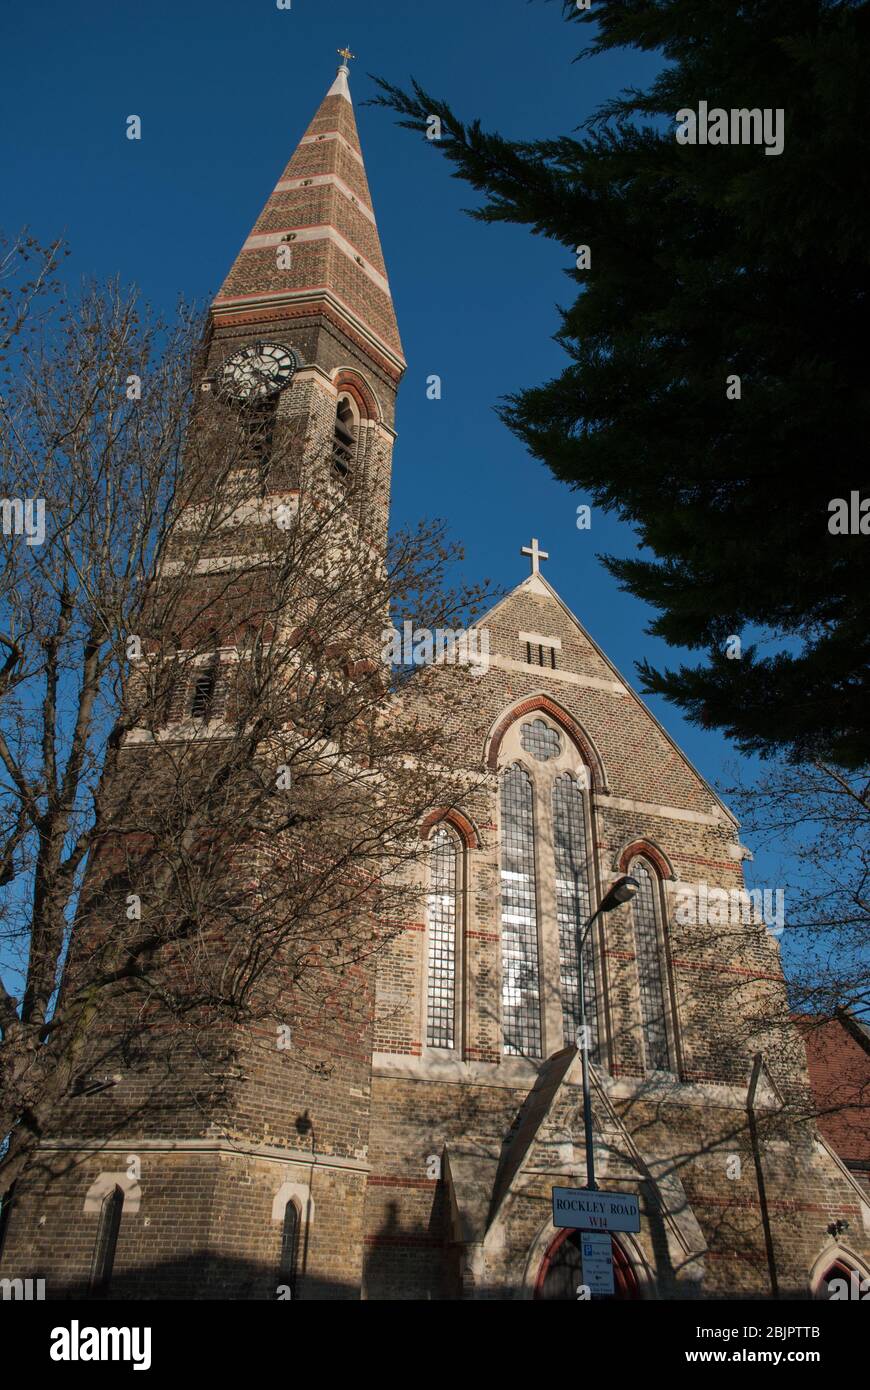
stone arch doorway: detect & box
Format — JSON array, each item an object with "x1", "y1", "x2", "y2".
[
  {"x1": 809, "y1": 1242, "x2": 870, "y2": 1300},
  {"x1": 534, "y1": 1229, "x2": 640, "y2": 1300},
  {"x1": 813, "y1": 1255, "x2": 870, "y2": 1300}
]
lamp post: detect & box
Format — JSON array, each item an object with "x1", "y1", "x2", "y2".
[{"x1": 575, "y1": 875, "x2": 639, "y2": 1191}]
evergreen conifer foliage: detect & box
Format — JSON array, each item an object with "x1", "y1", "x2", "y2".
[{"x1": 371, "y1": 0, "x2": 870, "y2": 767}]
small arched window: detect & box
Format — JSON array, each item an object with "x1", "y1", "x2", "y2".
[
  {"x1": 90, "y1": 1184, "x2": 124, "y2": 1296},
  {"x1": 190, "y1": 634, "x2": 222, "y2": 721},
  {"x1": 630, "y1": 859, "x2": 672, "y2": 1072},
  {"x1": 426, "y1": 826, "x2": 459, "y2": 1049},
  {"x1": 279, "y1": 1201, "x2": 300, "y2": 1298},
  {"x1": 190, "y1": 667, "x2": 217, "y2": 719},
  {"x1": 332, "y1": 395, "x2": 358, "y2": 479},
  {"x1": 553, "y1": 774, "x2": 597, "y2": 1053},
  {"x1": 500, "y1": 764, "x2": 542, "y2": 1057}
]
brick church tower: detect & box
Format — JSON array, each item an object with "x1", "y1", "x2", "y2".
[
  {"x1": 2, "y1": 56, "x2": 869, "y2": 1302},
  {"x1": 0, "y1": 53, "x2": 407, "y2": 1301}
]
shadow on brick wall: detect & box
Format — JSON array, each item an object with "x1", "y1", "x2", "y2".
[{"x1": 9, "y1": 1254, "x2": 358, "y2": 1302}]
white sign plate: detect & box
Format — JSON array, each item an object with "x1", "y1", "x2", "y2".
[
  {"x1": 552, "y1": 1186, "x2": 640, "y2": 1232},
  {"x1": 580, "y1": 1231, "x2": 614, "y2": 1295}
]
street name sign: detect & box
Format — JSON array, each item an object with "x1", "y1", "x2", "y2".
[
  {"x1": 552, "y1": 1186, "x2": 641, "y2": 1233},
  {"x1": 580, "y1": 1231, "x2": 614, "y2": 1295}
]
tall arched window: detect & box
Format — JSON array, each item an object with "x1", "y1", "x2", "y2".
[
  {"x1": 90, "y1": 1184, "x2": 124, "y2": 1296},
  {"x1": 332, "y1": 395, "x2": 358, "y2": 479},
  {"x1": 630, "y1": 859, "x2": 672, "y2": 1072},
  {"x1": 426, "y1": 826, "x2": 458, "y2": 1049},
  {"x1": 279, "y1": 1200, "x2": 300, "y2": 1298},
  {"x1": 553, "y1": 774, "x2": 597, "y2": 1054},
  {"x1": 500, "y1": 764, "x2": 542, "y2": 1056}
]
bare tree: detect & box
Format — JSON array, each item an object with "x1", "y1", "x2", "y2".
[
  {"x1": 721, "y1": 757, "x2": 870, "y2": 1164},
  {"x1": 725, "y1": 760, "x2": 870, "y2": 1021},
  {"x1": 0, "y1": 233, "x2": 493, "y2": 1197}
]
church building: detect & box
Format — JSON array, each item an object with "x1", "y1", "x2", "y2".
[{"x1": 2, "y1": 55, "x2": 869, "y2": 1302}]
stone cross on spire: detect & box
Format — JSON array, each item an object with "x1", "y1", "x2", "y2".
[{"x1": 521, "y1": 537, "x2": 549, "y2": 576}]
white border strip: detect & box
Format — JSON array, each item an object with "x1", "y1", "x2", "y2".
[{"x1": 299, "y1": 131, "x2": 364, "y2": 167}]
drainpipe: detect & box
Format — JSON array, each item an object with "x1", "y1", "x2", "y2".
[{"x1": 747, "y1": 1053, "x2": 779, "y2": 1299}]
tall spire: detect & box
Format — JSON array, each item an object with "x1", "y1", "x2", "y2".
[{"x1": 212, "y1": 53, "x2": 404, "y2": 379}]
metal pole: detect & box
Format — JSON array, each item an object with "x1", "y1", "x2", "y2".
[
  {"x1": 747, "y1": 1053, "x2": 779, "y2": 1299},
  {"x1": 576, "y1": 905, "x2": 603, "y2": 1192}
]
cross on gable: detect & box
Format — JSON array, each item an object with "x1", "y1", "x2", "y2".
[{"x1": 521, "y1": 537, "x2": 549, "y2": 576}]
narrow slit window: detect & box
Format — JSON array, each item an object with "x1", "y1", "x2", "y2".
[
  {"x1": 279, "y1": 1201, "x2": 300, "y2": 1298},
  {"x1": 191, "y1": 669, "x2": 217, "y2": 719},
  {"x1": 631, "y1": 860, "x2": 672, "y2": 1072},
  {"x1": 332, "y1": 396, "x2": 357, "y2": 479},
  {"x1": 90, "y1": 1185, "x2": 124, "y2": 1296},
  {"x1": 553, "y1": 775, "x2": 597, "y2": 1054},
  {"x1": 0, "y1": 1183, "x2": 15, "y2": 1260}
]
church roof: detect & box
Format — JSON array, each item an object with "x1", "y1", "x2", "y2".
[
  {"x1": 212, "y1": 58, "x2": 405, "y2": 377},
  {"x1": 478, "y1": 563, "x2": 739, "y2": 827}
]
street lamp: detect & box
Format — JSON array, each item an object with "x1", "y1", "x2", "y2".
[{"x1": 575, "y1": 875, "x2": 639, "y2": 1191}]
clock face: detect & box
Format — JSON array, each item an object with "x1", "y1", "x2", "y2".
[{"x1": 220, "y1": 342, "x2": 298, "y2": 401}]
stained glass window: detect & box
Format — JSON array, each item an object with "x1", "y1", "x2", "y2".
[
  {"x1": 521, "y1": 718, "x2": 561, "y2": 762},
  {"x1": 500, "y1": 765, "x2": 542, "y2": 1055}
]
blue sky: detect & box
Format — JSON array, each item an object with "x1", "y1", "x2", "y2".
[{"x1": 1, "y1": 1, "x2": 797, "y2": 965}]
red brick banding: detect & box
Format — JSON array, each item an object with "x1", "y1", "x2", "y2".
[
  {"x1": 617, "y1": 838, "x2": 674, "y2": 880},
  {"x1": 419, "y1": 807, "x2": 481, "y2": 849},
  {"x1": 486, "y1": 693, "x2": 605, "y2": 788},
  {"x1": 334, "y1": 368, "x2": 380, "y2": 421}
]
